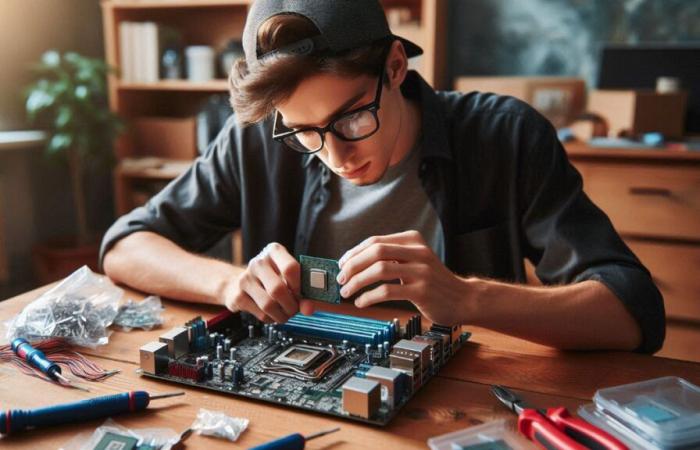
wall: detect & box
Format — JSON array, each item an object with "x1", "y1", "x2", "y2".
[
  {"x1": 448, "y1": 0, "x2": 700, "y2": 87},
  {"x1": 0, "y1": 0, "x2": 106, "y2": 298}
]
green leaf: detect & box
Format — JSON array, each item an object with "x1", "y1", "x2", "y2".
[
  {"x1": 74, "y1": 85, "x2": 89, "y2": 100},
  {"x1": 55, "y1": 106, "x2": 73, "y2": 129},
  {"x1": 26, "y1": 89, "x2": 55, "y2": 114},
  {"x1": 48, "y1": 133, "x2": 73, "y2": 154},
  {"x1": 41, "y1": 50, "x2": 61, "y2": 67}
]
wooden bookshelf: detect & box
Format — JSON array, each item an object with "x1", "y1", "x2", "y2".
[
  {"x1": 101, "y1": 0, "x2": 447, "y2": 215},
  {"x1": 118, "y1": 79, "x2": 230, "y2": 92}
]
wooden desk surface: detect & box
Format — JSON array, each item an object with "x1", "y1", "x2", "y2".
[{"x1": 2, "y1": 283, "x2": 700, "y2": 449}]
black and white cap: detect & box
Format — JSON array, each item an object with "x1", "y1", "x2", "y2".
[{"x1": 242, "y1": 0, "x2": 423, "y2": 69}]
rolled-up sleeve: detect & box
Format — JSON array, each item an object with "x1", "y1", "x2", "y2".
[
  {"x1": 518, "y1": 114, "x2": 665, "y2": 353},
  {"x1": 99, "y1": 117, "x2": 243, "y2": 268}
]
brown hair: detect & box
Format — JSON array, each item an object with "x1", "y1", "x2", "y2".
[{"x1": 229, "y1": 14, "x2": 390, "y2": 125}]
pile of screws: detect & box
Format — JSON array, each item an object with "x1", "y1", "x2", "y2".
[
  {"x1": 7, "y1": 266, "x2": 123, "y2": 348},
  {"x1": 113, "y1": 296, "x2": 164, "y2": 331},
  {"x1": 10, "y1": 294, "x2": 118, "y2": 347}
]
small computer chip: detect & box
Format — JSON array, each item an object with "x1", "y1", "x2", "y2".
[
  {"x1": 299, "y1": 255, "x2": 342, "y2": 303},
  {"x1": 309, "y1": 269, "x2": 327, "y2": 290}
]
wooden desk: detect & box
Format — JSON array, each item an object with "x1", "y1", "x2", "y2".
[{"x1": 2, "y1": 284, "x2": 700, "y2": 449}]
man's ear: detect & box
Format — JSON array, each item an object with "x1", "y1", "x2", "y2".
[{"x1": 385, "y1": 39, "x2": 409, "y2": 90}]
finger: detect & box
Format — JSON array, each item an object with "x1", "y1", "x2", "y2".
[
  {"x1": 250, "y1": 256, "x2": 299, "y2": 318},
  {"x1": 353, "y1": 282, "x2": 408, "y2": 308},
  {"x1": 341, "y1": 260, "x2": 416, "y2": 298},
  {"x1": 245, "y1": 279, "x2": 290, "y2": 323},
  {"x1": 339, "y1": 230, "x2": 425, "y2": 268},
  {"x1": 299, "y1": 298, "x2": 315, "y2": 316},
  {"x1": 227, "y1": 291, "x2": 271, "y2": 323},
  {"x1": 267, "y1": 243, "x2": 302, "y2": 295},
  {"x1": 338, "y1": 243, "x2": 427, "y2": 285}
]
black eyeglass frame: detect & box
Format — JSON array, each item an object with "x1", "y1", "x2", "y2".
[{"x1": 272, "y1": 61, "x2": 386, "y2": 154}]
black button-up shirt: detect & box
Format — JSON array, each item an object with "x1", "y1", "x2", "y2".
[{"x1": 100, "y1": 71, "x2": 665, "y2": 353}]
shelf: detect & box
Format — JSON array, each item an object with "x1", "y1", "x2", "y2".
[
  {"x1": 565, "y1": 141, "x2": 700, "y2": 162},
  {"x1": 108, "y1": 0, "x2": 250, "y2": 9},
  {"x1": 117, "y1": 157, "x2": 193, "y2": 180},
  {"x1": 118, "y1": 79, "x2": 229, "y2": 92}
]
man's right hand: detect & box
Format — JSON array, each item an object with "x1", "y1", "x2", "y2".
[{"x1": 220, "y1": 242, "x2": 314, "y2": 323}]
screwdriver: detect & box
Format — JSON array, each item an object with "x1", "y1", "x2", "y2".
[
  {"x1": 11, "y1": 337, "x2": 90, "y2": 392},
  {"x1": 249, "y1": 427, "x2": 340, "y2": 450},
  {"x1": 0, "y1": 390, "x2": 184, "y2": 434}
]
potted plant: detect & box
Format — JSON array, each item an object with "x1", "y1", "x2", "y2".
[{"x1": 24, "y1": 50, "x2": 124, "y2": 283}]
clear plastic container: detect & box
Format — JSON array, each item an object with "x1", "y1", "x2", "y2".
[
  {"x1": 587, "y1": 376, "x2": 700, "y2": 449},
  {"x1": 427, "y1": 419, "x2": 535, "y2": 450}
]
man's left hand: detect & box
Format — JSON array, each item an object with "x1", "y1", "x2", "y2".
[{"x1": 337, "y1": 230, "x2": 470, "y2": 326}]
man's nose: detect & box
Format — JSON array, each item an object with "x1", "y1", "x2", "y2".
[{"x1": 324, "y1": 133, "x2": 352, "y2": 168}]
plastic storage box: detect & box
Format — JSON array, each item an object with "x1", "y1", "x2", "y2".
[
  {"x1": 427, "y1": 419, "x2": 535, "y2": 450},
  {"x1": 578, "y1": 376, "x2": 700, "y2": 449}
]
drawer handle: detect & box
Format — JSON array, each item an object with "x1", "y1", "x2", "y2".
[{"x1": 629, "y1": 187, "x2": 672, "y2": 197}]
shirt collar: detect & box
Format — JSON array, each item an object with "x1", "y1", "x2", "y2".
[{"x1": 300, "y1": 70, "x2": 452, "y2": 168}]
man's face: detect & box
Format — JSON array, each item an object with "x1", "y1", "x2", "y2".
[{"x1": 275, "y1": 71, "x2": 401, "y2": 185}]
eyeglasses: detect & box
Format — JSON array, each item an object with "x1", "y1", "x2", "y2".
[{"x1": 272, "y1": 64, "x2": 385, "y2": 154}]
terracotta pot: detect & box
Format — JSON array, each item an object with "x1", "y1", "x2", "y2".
[{"x1": 32, "y1": 237, "x2": 100, "y2": 284}]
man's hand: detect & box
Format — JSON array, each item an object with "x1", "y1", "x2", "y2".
[
  {"x1": 220, "y1": 242, "x2": 315, "y2": 323},
  {"x1": 337, "y1": 230, "x2": 470, "y2": 326}
]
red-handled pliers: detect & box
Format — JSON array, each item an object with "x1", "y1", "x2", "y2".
[{"x1": 491, "y1": 385, "x2": 628, "y2": 450}]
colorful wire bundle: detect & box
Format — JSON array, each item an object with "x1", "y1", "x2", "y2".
[{"x1": 0, "y1": 338, "x2": 119, "y2": 387}]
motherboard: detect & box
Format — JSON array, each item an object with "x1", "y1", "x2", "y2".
[{"x1": 139, "y1": 309, "x2": 470, "y2": 425}]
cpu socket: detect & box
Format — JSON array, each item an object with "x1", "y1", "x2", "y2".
[{"x1": 273, "y1": 345, "x2": 324, "y2": 370}]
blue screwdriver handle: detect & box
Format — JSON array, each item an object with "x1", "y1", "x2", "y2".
[
  {"x1": 0, "y1": 391, "x2": 150, "y2": 434},
  {"x1": 11, "y1": 338, "x2": 62, "y2": 380},
  {"x1": 248, "y1": 433, "x2": 305, "y2": 450}
]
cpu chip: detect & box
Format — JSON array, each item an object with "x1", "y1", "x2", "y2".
[
  {"x1": 309, "y1": 269, "x2": 327, "y2": 290},
  {"x1": 299, "y1": 255, "x2": 342, "y2": 303}
]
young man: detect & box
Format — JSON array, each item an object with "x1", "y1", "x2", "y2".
[{"x1": 101, "y1": 0, "x2": 664, "y2": 353}]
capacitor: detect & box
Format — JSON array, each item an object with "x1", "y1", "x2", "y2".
[
  {"x1": 342, "y1": 339, "x2": 349, "y2": 348},
  {"x1": 248, "y1": 324, "x2": 255, "y2": 339},
  {"x1": 365, "y1": 343, "x2": 371, "y2": 355},
  {"x1": 223, "y1": 338, "x2": 231, "y2": 352},
  {"x1": 200, "y1": 355, "x2": 209, "y2": 364},
  {"x1": 268, "y1": 326, "x2": 275, "y2": 342},
  {"x1": 224, "y1": 362, "x2": 234, "y2": 381},
  {"x1": 393, "y1": 318, "x2": 400, "y2": 340},
  {"x1": 229, "y1": 347, "x2": 236, "y2": 361},
  {"x1": 216, "y1": 344, "x2": 223, "y2": 360},
  {"x1": 383, "y1": 341, "x2": 389, "y2": 356},
  {"x1": 377, "y1": 343, "x2": 383, "y2": 358},
  {"x1": 209, "y1": 333, "x2": 217, "y2": 347},
  {"x1": 232, "y1": 363, "x2": 244, "y2": 386}
]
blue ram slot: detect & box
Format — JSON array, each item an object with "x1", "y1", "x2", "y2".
[
  {"x1": 278, "y1": 322, "x2": 378, "y2": 345},
  {"x1": 287, "y1": 315, "x2": 391, "y2": 343},
  {"x1": 313, "y1": 311, "x2": 394, "y2": 342},
  {"x1": 284, "y1": 317, "x2": 380, "y2": 345},
  {"x1": 287, "y1": 314, "x2": 388, "y2": 344}
]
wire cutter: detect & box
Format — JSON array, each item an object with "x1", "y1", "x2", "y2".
[{"x1": 491, "y1": 385, "x2": 628, "y2": 450}]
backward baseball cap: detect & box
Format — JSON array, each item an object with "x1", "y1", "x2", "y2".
[{"x1": 242, "y1": 0, "x2": 423, "y2": 70}]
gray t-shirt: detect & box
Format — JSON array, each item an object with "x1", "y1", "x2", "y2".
[{"x1": 308, "y1": 143, "x2": 445, "y2": 261}]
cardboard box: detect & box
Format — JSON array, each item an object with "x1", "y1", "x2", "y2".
[
  {"x1": 130, "y1": 116, "x2": 197, "y2": 160},
  {"x1": 454, "y1": 76, "x2": 586, "y2": 127},
  {"x1": 587, "y1": 90, "x2": 688, "y2": 138}
]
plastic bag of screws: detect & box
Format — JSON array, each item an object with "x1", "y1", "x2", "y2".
[
  {"x1": 5, "y1": 266, "x2": 122, "y2": 348},
  {"x1": 190, "y1": 408, "x2": 249, "y2": 442},
  {"x1": 113, "y1": 296, "x2": 165, "y2": 331}
]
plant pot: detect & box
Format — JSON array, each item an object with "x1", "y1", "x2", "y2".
[{"x1": 32, "y1": 237, "x2": 100, "y2": 284}]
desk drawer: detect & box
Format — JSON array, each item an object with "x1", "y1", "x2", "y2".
[
  {"x1": 576, "y1": 162, "x2": 700, "y2": 241},
  {"x1": 628, "y1": 240, "x2": 700, "y2": 322}
]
